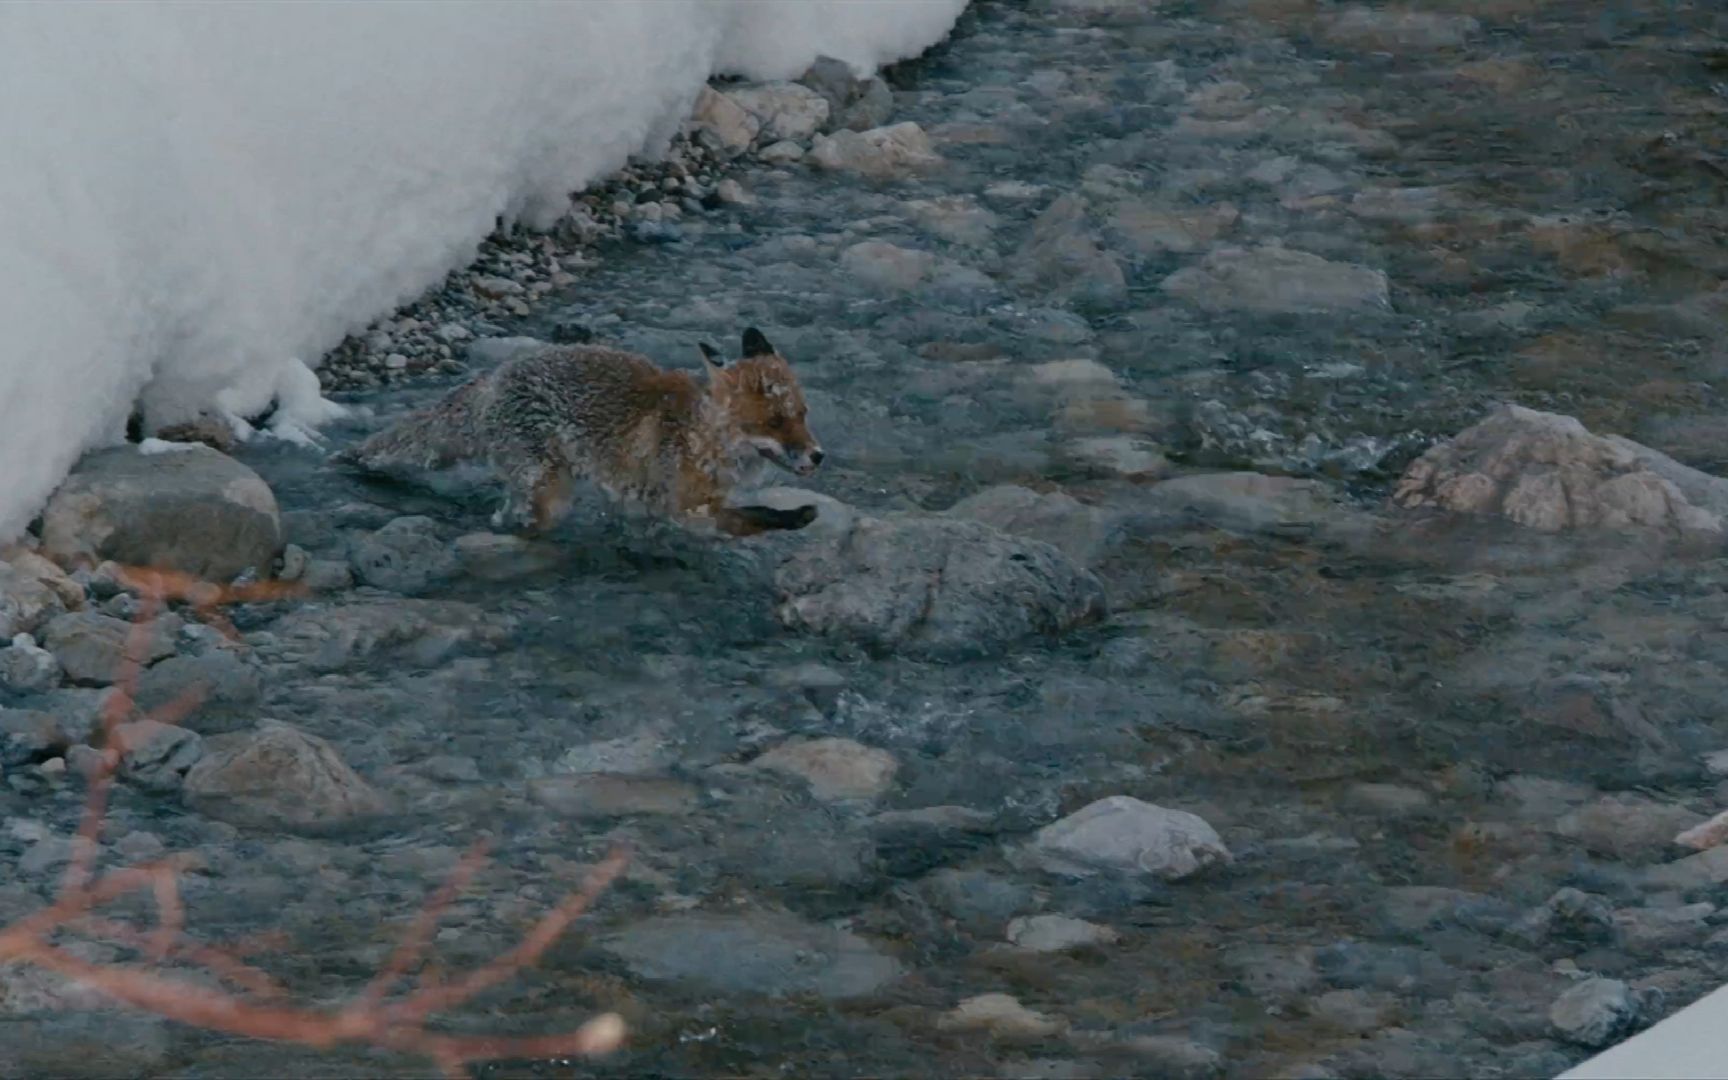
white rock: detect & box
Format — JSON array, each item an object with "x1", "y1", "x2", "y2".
[
  {"x1": 752, "y1": 737, "x2": 898, "y2": 802},
  {"x1": 689, "y1": 86, "x2": 759, "y2": 151},
  {"x1": 808, "y1": 122, "x2": 941, "y2": 178},
  {"x1": 938, "y1": 993, "x2": 1067, "y2": 1041},
  {"x1": 1023, "y1": 795, "x2": 1231, "y2": 880},
  {"x1": 727, "y1": 82, "x2": 830, "y2": 142},
  {"x1": 1006, "y1": 914, "x2": 1121, "y2": 952},
  {"x1": 757, "y1": 139, "x2": 806, "y2": 165},
  {"x1": 1550, "y1": 977, "x2": 1655, "y2": 1049},
  {"x1": 1676, "y1": 810, "x2": 1728, "y2": 852},
  {"x1": 1394, "y1": 405, "x2": 1728, "y2": 534}
]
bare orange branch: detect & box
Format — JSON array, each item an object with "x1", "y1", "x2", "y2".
[
  {"x1": 1, "y1": 563, "x2": 628, "y2": 1076},
  {"x1": 394, "y1": 846, "x2": 629, "y2": 1024},
  {"x1": 357, "y1": 839, "x2": 492, "y2": 1010}
]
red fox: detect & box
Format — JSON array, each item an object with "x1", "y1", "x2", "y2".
[{"x1": 337, "y1": 327, "x2": 824, "y2": 537}]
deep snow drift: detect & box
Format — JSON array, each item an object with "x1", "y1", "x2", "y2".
[{"x1": 0, "y1": 0, "x2": 965, "y2": 542}]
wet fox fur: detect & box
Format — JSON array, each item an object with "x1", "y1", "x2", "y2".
[{"x1": 337, "y1": 327, "x2": 824, "y2": 537}]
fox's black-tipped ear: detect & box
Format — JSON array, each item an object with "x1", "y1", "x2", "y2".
[
  {"x1": 698, "y1": 342, "x2": 727, "y2": 369},
  {"x1": 741, "y1": 327, "x2": 775, "y2": 358}
]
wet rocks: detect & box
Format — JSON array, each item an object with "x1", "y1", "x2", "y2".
[
  {"x1": 1323, "y1": 7, "x2": 1479, "y2": 51},
  {"x1": 808, "y1": 122, "x2": 941, "y2": 178},
  {"x1": 1006, "y1": 913, "x2": 1121, "y2": 952},
  {"x1": 349, "y1": 516, "x2": 458, "y2": 595},
  {"x1": 946, "y1": 485, "x2": 1119, "y2": 567},
  {"x1": 1143, "y1": 472, "x2": 1347, "y2": 535},
  {"x1": 939, "y1": 993, "x2": 1067, "y2": 1041},
  {"x1": 603, "y1": 911, "x2": 902, "y2": 999},
  {"x1": 527, "y1": 774, "x2": 697, "y2": 819},
  {"x1": 265, "y1": 598, "x2": 508, "y2": 672},
  {"x1": 132, "y1": 650, "x2": 263, "y2": 733},
  {"x1": 0, "y1": 635, "x2": 61, "y2": 694},
  {"x1": 1013, "y1": 194, "x2": 1127, "y2": 307},
  {"x1": 905, "y1": 195, "x2": 998, "y2": 248},
  {"x1": 0, "y1": 564, "x2": 64, "y2": 639},
  {"x1": 41, "y1": 611, "x2": 175, "y2": 685},
  {"x1": 727, "y1": 82, "x2": 830, "y2": 143},
  {"x1": 1675, "y1": 808, "x2": 1728, "y2": 852},
  {"x1": 1107, "y1": 200, "x2": 1239, "y2": 256},
  {"x1": 799, "y1": 56, "x2": 894, "y2": 131},
  {"x1": 1394, "y1": 405, "x2": 1727, "y2": 534},
  {"x1": 1019, "y1": 796, "x2": 1230, "y2": 881},
  {"x1": 1161, "y1": 246, "x2": 1390, "y2": 315},
  {"x1": 39, "y1": 445, "x2": 282, "y2": 583},
  {"x1": 1550, "y1": 977, "x2": 1659, "y2": 1048},
  {"x1": 113, "y1": 719, "x2": 204, "y2": 794},
  {"x1": 750, "y1": 737, "x2": 898, "y2": 802},
  {"x1": 452, "y1": 532, "x2": 563, "y2": 582},
  {"x1": 181, "y1": 720, "x2": 386, "y2": 832},
  {"x1": 840, "y1": 240, "x2": 936, "y2": 292},
  {"x1": 774, "y1": 515, "x2": 1106, "y2": 659},
  {"x1": 689, "y1": 86, "x2": 760, "y2": 152},
  {"x1": 0, "y1": 709, "x2": 66, "y2": 768}
]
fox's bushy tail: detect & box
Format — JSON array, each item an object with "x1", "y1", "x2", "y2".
[{"x1": 333, "y1": 377, "x2": 492, "y2": 473}]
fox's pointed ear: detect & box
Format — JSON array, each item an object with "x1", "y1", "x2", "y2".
[
  {"x1": 698, "y1": 342, "x2": 727, "y2": 369},
  {"x1": 741, "y1": 327, "x2": 775, "y2": 358}
]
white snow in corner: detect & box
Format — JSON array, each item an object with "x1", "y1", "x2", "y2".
[
  {"x1": 0, "y1": 0, "x2": 965, "y2": 540},
  {"x1": 1560, "y1": 985, "x2": 1728, "y2": 1080}
]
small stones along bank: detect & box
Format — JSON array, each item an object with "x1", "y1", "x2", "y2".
[{"x1": 6, "y1": 2, "x2": 1728, "y2": 1078}]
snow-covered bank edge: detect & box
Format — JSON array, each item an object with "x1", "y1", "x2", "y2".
[
  {"x1": 1560, "y1": 982, "x2": 1728, "y2": 1079},
  {"x1": 0, "y1": 1, "x2": 967, "y2": 542}
]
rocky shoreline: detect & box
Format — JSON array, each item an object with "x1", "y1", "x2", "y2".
[{"x1": 7, "y1": 2, "x2": 1728, "y2": 1077}]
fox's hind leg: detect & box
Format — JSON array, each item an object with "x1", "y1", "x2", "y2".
[{"x1": 529, "y1": 464, "x2": 576, "y2": 535}]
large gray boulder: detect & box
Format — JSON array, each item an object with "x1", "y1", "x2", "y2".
[
  {"x1": 775, "y1": 515, "x2": 1106, "y2": 658},
  {"x1": 41, "y1": 445, "x2": 282, "y2": 582}
]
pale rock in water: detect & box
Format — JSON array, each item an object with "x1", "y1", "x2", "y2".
[
  {"x1": 808, "y1": 122, "x2": 941, "y2": 178},
  {"x1": 840, "y1": 240, "x2": 936, "y2": 292},
  {"x1": 1395, "y1": 405, "x2": 1728, "y2": 533},
  {"x1": 1006, "y1": 913, "x2": 1121, "y2": 952},
  {"x1": 751, "y1": 737, "x2": 898, "y2": 802},
  {"x1": 182, "y1": 720, "x2": 387, "y2": 832},
  {"x1": 0, "y1": 634, "x2": 61, "y2": 693},
  {"x1": 1549, "y1": 977, "x2": 1659, "y2": 1049},
  {"x1": 1021, "y1": 795, "x2": 1231, "y2": 880},
  {"x1": 1161, "y1": 245, "x2": 1390, "y2": 315},
  {"x1": 938, "y1": 993, "x2": 1067, "y2": 1041}
]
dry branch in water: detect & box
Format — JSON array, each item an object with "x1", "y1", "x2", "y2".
[{"x1": 0, "y1": 564, "x2": 629, "y2": 1078}]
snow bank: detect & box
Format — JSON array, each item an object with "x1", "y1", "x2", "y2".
[
  {"x1": 0, "y1": 0, "x2": 965, "y2": 541},
  {"x1": 1561, "y1": 985, "x2": 1728, "y2": 1080}
]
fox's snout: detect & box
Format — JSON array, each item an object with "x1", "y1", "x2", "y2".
[{"x1": 792, "y1": 445, "x2": 825, "y2": 476}]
